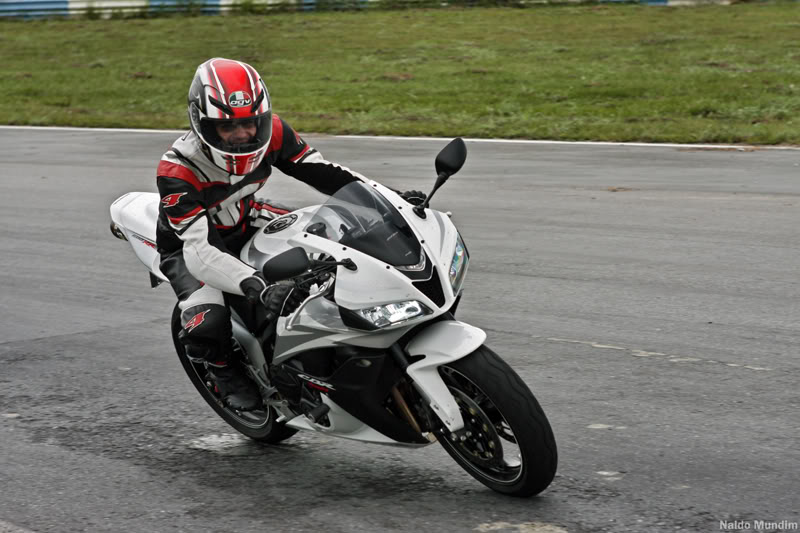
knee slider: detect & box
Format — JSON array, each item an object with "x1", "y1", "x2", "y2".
[{"x1": 178, "y1": 304, "x2": 232, "y2": 362}]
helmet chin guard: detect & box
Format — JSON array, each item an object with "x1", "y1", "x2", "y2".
[{"x1": 188, "y1": 58, "x2": 273, "y2": 175}]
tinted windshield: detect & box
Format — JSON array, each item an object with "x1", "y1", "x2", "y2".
[{"x1": 304, "y1": 182, "x2": 421, "y2": 267}]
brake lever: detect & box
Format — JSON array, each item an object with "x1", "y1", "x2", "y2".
[
  {"x1": 309, "y1": 258, "x2": 357, "y2": 272},
  {"x1": 285, "y1": 276, "x2": 336, "y2": 332}
]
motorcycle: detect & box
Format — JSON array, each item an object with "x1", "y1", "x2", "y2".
[{"x1": 109, "y1": 138, "x2": 557, "y2": 497}]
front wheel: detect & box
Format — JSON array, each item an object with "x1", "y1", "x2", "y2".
[
  {"x1": 171, "y1": 304, "x2": 297, "y2": 444},
  {"x1": 437, "y1": 345, "x2": 557, "y2": 497}
]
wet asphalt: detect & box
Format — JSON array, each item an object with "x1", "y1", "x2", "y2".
[{"x1": 0, "y1": 128, "x2": 798, "y2": 533}]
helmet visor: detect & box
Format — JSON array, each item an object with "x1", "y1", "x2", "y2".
[{"x1": 199, "y1": 112, "x2": 272, "y2": 155}]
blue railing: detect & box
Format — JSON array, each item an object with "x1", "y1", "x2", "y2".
[
  {"x1": 0, "y1": 0, "x2": 729, "y2": 17},
  {"x1": 1, "y1": 0, "x2": 69, "y2": 16}
]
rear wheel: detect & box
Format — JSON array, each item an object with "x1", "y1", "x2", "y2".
[
  {"x1": 171, "y1": 304, "x2": 297, "y2": 443},
  {"x1": 437, "y1": 345, "x2": 557, "y2": 497}
]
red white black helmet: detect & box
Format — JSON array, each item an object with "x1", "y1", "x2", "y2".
[{"x1": 188, "y1": 58, "x2": 272, "y2": 175}]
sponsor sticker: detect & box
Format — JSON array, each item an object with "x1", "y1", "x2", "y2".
[
  {"x1": 298, "y1": 373, "x2": 336, "y2": 391},
  {"x1": 161, "y1": 193, "x2": 187, "y2": 208},
  {"x1": 228, "y1": 91, "x2": 252, "y2": 107},
  {"x1": 185, "y1": 310, "x2": 210, "y2": 332},
  {"x1": 264, "y1": 213, "x2": 298, "y2": 234},
  {"x1": 130, "y1": 233, "x2": 157, "y2": 249}
]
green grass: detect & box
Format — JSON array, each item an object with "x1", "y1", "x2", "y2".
[{"x1": 2, "y1": 2, "x2": 800, "y2": 143}]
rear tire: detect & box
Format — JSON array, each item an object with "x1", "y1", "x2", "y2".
[
  {"x1": 171, "y1": 304, "x2": 297, "y2": 444},
  {"x1": 437, "y1": 345, "x2": 557, "y2": 497}
]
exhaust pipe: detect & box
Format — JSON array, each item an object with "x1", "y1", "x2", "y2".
[{"x1": 109, "y1": 222, "x2": 127, "y2": 241}]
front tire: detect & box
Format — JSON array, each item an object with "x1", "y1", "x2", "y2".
[
  {"x1": 171, "y1": 304, "x2": 297, "y2": 444},
  {"x1": 437, "y1": 345, "x2": 557, "y2": 497}
]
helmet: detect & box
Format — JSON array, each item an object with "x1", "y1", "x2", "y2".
[{"x1": 188, "y1": 58, "x2": 272, "y2": 175}]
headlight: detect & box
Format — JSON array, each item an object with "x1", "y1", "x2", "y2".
[
  {"x1": 355, "y1": 301, "x2": 432, "y2": 328},
  {"x1": 449, "y1": 233, "x2": 469, "y2": 294}
]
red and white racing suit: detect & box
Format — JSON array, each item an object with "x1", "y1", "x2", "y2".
[{"x1": 156, "y1": 115, "x2": 365, "y2": 361}]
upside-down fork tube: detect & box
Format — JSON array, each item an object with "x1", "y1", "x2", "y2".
[{"x1": 391, "y1": 385, "x2": 422, "y2": 434}]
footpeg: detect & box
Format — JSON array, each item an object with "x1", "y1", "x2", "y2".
[{"x1": 306, "y1": 403, "x2": 330, "y2": 424}]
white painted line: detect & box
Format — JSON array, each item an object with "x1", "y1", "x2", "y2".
[
  {"x1": 590, "y1": 343, "x2": 627, "y2": 350},
  {"x1": 337, "y1": 134, "x2": 800, "y2": 151},
  {"x1": 1, "y1": 125, "x2": 799, "y2": 150},
  {"x1": 0, "y1": 125, "x2": 184, "y2": 134},
  {"x1": 587, "y1": 423, "x2": 627, "y2": 430},
  {"x1": 540, "y1": 336, "x2": 772, "y2": 371},
  {"x1": 476, "y1": 523, "x2": 569, "y2": 533},
  {"x1": 632, "y1": 350, "x2": 666, "y2": 357}
]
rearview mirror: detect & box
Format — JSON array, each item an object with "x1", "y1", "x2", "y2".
[
  {"x1": 262, "y1": 247, "x2": 310, "y2": 282},
  {"x1": 434, "y1": 137, "x2": 467, "y2": 179}
]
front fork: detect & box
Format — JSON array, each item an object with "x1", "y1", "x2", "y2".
[{"x1": 389, "y1": 344, "x2": 466, "y2": 433}]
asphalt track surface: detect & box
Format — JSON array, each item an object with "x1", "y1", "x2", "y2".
[{"x1": 1, "y1": 128, "x2": 798, "y2": 533}]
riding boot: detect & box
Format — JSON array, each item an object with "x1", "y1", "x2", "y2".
[{"x1": 209, "y1": 361, "x2": 262, "y2": 411}]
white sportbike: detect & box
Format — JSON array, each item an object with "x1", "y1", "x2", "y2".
[{"x1": 110, "y1": 138, "x2": 557, "y2": 497}]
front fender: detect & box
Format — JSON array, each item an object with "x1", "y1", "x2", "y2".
[{"x1": 404, "y1": 321, "x2": 487, "y2": 432}]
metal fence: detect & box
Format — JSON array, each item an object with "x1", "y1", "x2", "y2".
[
  {"x1": 0, "y1": 0, "x2": 285, "y2": 17},
  {"x1": 0, "y1": 0, "x2": 730, "y2": 18}
]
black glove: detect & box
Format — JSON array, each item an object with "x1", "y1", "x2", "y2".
[
  {"x1": 240, "y1": 273, "x2": 309, "y2": 318},
  {"x1": 265, "y1": 282, "x2": 309, "y2": 318},
  {"x1": 240, "y1": 272, "x2": 270, "y2": 305},
  {"x1": 400, "y1": 190, "x2": 427, "y2": 206}
]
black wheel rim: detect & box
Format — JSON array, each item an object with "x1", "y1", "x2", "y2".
[
  {"x1": 189, "y1": 360, "x2": 271, "y2": 430},
  {"x1": 439, "y1": 366, "x2": 523, "y2": 484}
]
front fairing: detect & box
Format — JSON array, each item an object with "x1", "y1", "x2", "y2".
[
  {"x1": 303, "y1": 181, "x2": 423, "y2": 268},
  {"x1": 244, "y1": 181, "x2": 463, "y2": 315}
]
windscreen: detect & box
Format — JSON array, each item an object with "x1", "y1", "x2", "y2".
[{"x1": 304, "y1": 182, "x2": 421, "y2": 267}]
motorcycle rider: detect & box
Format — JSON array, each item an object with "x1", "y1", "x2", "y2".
[{"x1": 157, "y1": 58, "x2": 425, "y2": 411}]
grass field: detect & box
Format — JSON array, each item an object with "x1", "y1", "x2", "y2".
[{"x1": 2, "y1": 2, "x2": 800, "y2": 143}]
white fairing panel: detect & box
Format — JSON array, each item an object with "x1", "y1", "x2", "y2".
[
  {"x1": 110, "y1": 192, "x2": 167, "y2": 281},
  {"x1": 404, "y1": 321, "x2": 487, "y2": 432},
  {"x1": 272, "y1": 298, "x2": 415, "y2": 361},
  {"x1": 370, "y1": 184, "x2": 460, "y2": 276},
  {"x1": 249, "y1": 221, "x2": 426, "y2": 311},
  {"x1": 405, "y1": 320, "x2": 487, "y2": 359},
  {"x1": 245, "y1": 182, "x2": 461, "y2": 313},
  {"x1": 285, "y1": 396, "x2": 426, "y2": 446},
  {"x1": 370, "y1": 183, "x2": 461, "y2": 310}
]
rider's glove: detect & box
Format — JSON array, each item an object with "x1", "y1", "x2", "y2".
[
  {"x1": 240, "y1": 272, "x2": 270, "y2": 305},
  {"x1": 265, "y1": 282, "x2": 309, "y2": 317},
  {"x1": 400, "y1": 190, "x2": 427, "y2": 206},
  {"x1": 240, "y1": 273, "x2": 309, "y2": 318}
]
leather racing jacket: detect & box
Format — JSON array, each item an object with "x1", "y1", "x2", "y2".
[{"x1": 156, "y1": 114, "x2": 365, "y2": 296}]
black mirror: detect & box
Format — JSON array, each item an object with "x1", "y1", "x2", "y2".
[
  {"x1": 262, "y1": 247, "x2": 310, "y2": 282},
  {"x1": 413, "y1": 138, "x2": 468, "y2": 219},
  {"x1": 434, "y1": 137, "x2": 467, "y2": 179}
]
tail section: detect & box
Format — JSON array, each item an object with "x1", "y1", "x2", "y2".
[{"x1": 110, "y1": 192, "x2": 168, "y2": 284}]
